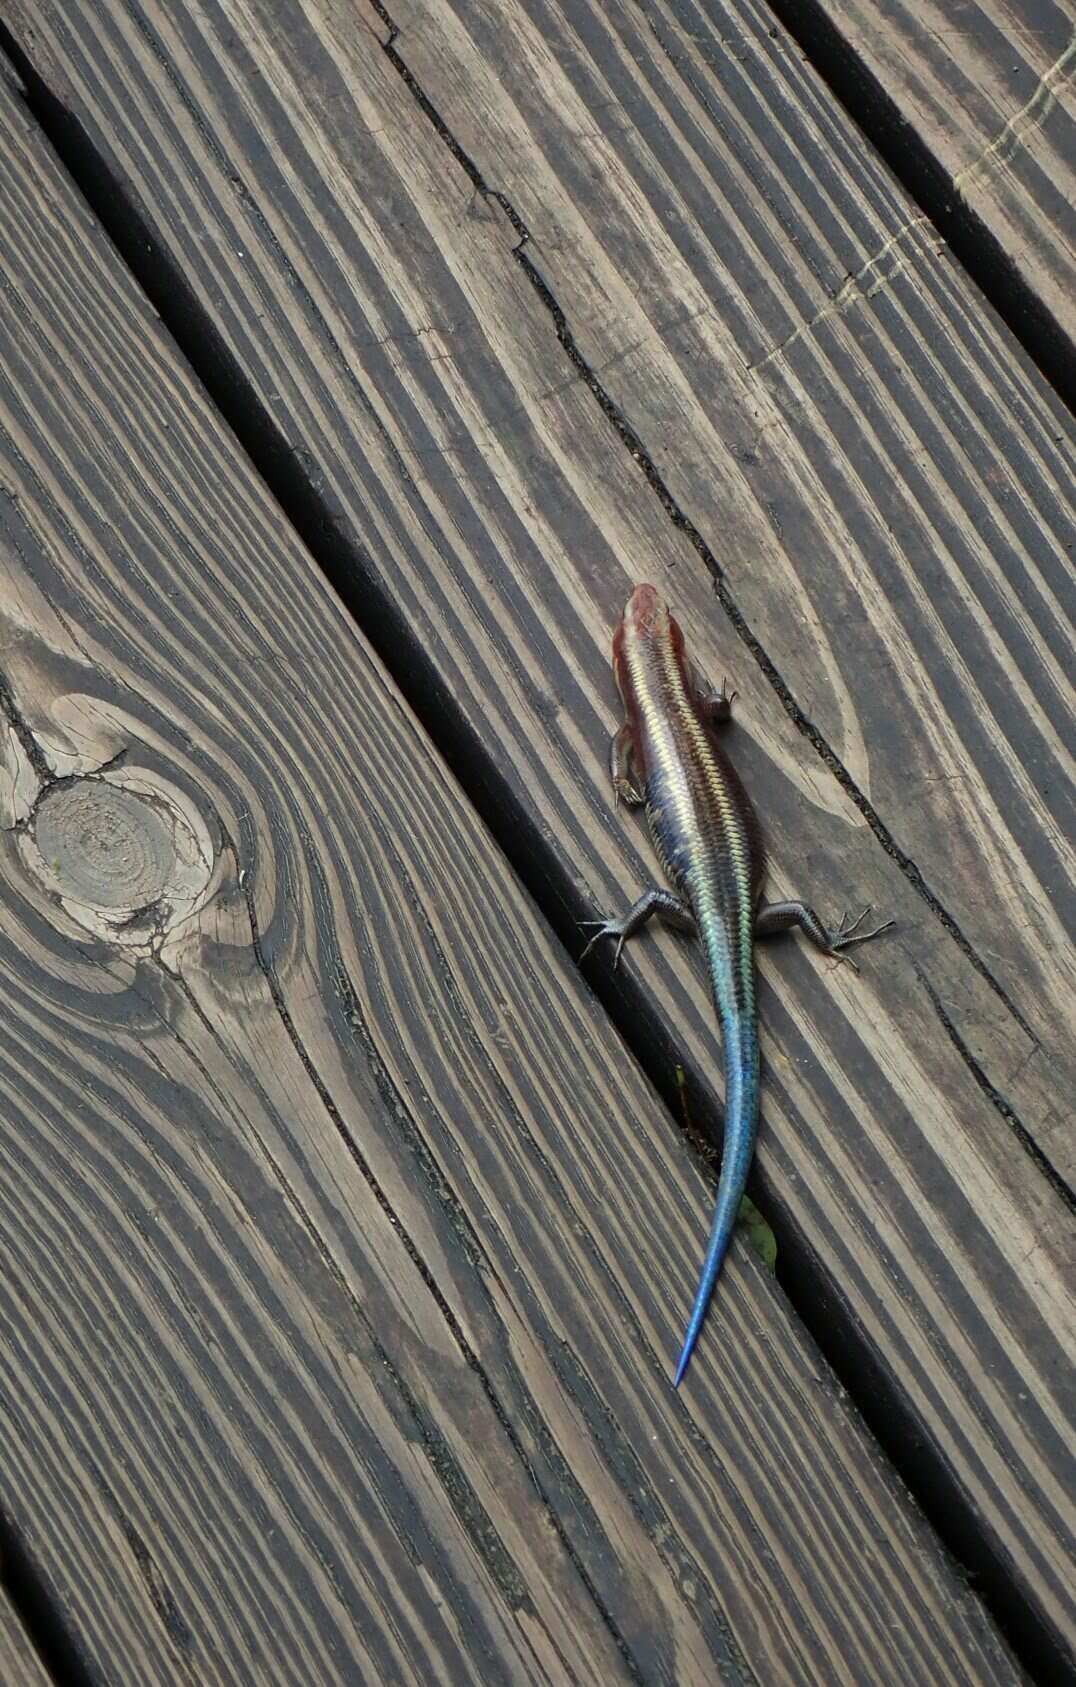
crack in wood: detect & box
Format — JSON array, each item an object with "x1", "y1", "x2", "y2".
[
  {"x1": 365, "y1": 1, "x2": 1044, "y2": 1080},
  {"x1": 915, "y1": 965, "x2": 1073, "y2": 1214},
  {"x1": 227, "y1": 828, "x2": 651, "y2": 1687}
]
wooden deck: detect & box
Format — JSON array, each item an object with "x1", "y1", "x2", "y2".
[{"x1": 0, "y1": 1, "x2": 1072, "y2": 1681}]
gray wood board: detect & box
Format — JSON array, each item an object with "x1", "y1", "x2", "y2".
[
  {"x1": 0, "y1": 70, "x2": 1020, "y2": 1687},
  {"x1": 383, "y1": 0, "x2": 1076, "y2": 1158},
  {"x1": 769, "y1": 0, "x2": 1076, "y2": 385},
  {"x1": 6, "y1": 0, "x2": 1074, "y2": 1667}
]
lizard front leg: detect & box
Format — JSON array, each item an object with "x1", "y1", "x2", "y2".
[{"x1": 610, "y1": 722, "x2": 645, "y2": 808}]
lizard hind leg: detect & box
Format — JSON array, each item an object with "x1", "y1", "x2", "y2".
[
  {"x1": 580, "y1": 888, "x2": 695, "y2": 967},
  {"x1": 755, "y1": 899, "x2": 894, "y2": 972}
]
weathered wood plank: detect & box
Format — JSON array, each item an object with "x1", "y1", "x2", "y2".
[
  {"x1": 381, "y1": 0, "x2": 1076, "y2": 1162},
  {"x1": 0, "y1": 1591, "x2": 49, "y2": 1687},
  {"x1": 12, "y1": 0, "x2": 1072, "y2": 1151},
  {"x1": 0, "y1": 68, "x2": 1020, "y2": 1687},
  {"x1": 5, "y1": 0, "x2": 1073, "y2": 1668},
  {"x1": 772, "y1": 0, "x2": 1076, "y2": 378}
]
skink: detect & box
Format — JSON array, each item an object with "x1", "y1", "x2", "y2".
[{"x1": 583, "y1": 585, "x2": 892, "y2": 1385}]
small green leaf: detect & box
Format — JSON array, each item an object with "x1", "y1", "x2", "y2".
[
  {"x1": 737, "y1": 1194, "x2": 777, "y2": 1271},
  {"x1": 674, "y1": 1064, "x2": 691, "y2": 1133}
]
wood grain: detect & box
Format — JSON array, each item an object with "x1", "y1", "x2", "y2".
[
  {"x1": 11, "y1": 0, "x2": 1073, "y2": 1148},
  {"x1": 6, "y1": 0, "x2": 1073, "y2": 1667},
  {"x1": 384, "y1": 0, "x2": 1076, "y2": 1161},
  {"x1": 774, "y1": 0, "x2": 1076, "y2": 371},
  {"x1": 0, "y1": 70, "x2": 1021, "y2": 1687}
]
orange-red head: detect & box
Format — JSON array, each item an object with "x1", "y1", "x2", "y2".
[{"x1": 612, "y1": 584, "x2": 685, "y2": 688}]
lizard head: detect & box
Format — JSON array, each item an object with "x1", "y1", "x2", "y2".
[{"x1": 617, "y1": 583, "x2": 685, "y2": 657}]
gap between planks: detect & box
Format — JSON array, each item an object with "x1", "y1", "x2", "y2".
[{"x1": 0, "y1": 9, "x2": 1070, "y2": 1677}]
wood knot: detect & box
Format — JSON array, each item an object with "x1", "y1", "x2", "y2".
[
  {"x1": 24, "y1": 770, "x2": 215, "y2": 951},
  {"x1": 37, "y1": 783, "x2": 173, "y2": 908}
]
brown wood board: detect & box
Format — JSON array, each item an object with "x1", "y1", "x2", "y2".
[
  {"x1": 5, "y1": 0, "x2": 1074, "y2": 1667},
  {"x1": 0, "y1": 69, "x2": 1023, "y2": 1687}
]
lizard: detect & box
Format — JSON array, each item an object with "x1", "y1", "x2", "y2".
[{"x1": 582, "y1": 584, "x2": 893, "y2": 1386}]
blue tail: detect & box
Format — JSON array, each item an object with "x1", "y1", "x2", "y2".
[{"x1": 673, "y1": 1016, "x2": 758, "y2": 1387}]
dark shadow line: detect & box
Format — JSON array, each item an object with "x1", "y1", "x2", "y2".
[{"x1": 0, "y1": 1514, "x2": 97, "y2": 1685}]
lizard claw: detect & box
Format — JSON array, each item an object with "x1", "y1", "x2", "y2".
[
  {"x1": 829, "y1": 947, "x2": 861, "y2": 974},
  {"x1": 830, "y1": 905, "x2": 895, "y2": 959},
  {"x1": 579, "y1": 919, "x2": 627, "y2": 969},
  {"x1": 833, "y1": 906, "x2": 869, "y2": 944}
]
